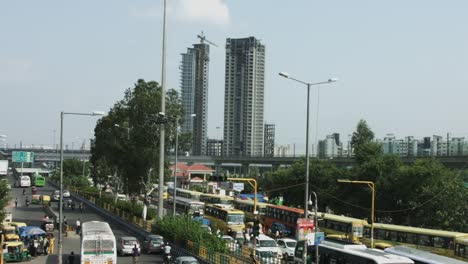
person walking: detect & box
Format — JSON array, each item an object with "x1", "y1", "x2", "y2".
[
  {"x1": 75, "y1": 219, "x2": 81, "y2": 235},
  {"x1": 79, "y1": 202, "x2": 84, "y2": 213},
  {"x1": 15, "y1": 197, "x2": 18, "y2": 208},
  {"x1": 68, "y1": 251, "x2": 76, "y2": 264},
  {"x1": 43, "y1": 236, "x2": 49, "y2": 255},
  {"x1": 132, "y1": 244, "x2": 140, "y2": 264},
  {"x1": 48, "y1": 234, "x2": 55, "y2": 255}
]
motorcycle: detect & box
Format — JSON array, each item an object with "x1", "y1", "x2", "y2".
[{"x1": 164, "y1": 253, "x2": 172, "y2": 264}]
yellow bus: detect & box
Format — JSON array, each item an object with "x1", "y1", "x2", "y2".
[
  {"x1": 199, "y1": 193, "x2": 234, "y2": 205},
  {"x1": 363, "y1": 222, "x2": 468, "y2": 260},
  {"x1": 204, "y1": 204, "x2": 245, "y2": 238},
  {"x1": 232, "y1": 199, "x2": 267, "y2": 223},
  {"x1": 318, "y1": 213, "x2": 368, "y2": 244}
]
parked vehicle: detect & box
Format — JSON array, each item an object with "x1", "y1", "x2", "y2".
[
  {"x1": 143, "y1": 234, "x2": 164, "y2": 254},
  {"x1": 117, "y1": 236, "x2": 140, "y2": 256},
  {"x1": 277, "y1": 238, "x2": 297, "y2": 261},
  {"x1": 173, "y1": 256, "x2": 199, "y2": 264}
]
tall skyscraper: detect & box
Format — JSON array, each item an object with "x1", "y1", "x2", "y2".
[
  {"x1": 180, "y1": 42, "x2": 209, "y2": 156},
  {"x1": 264, "y1": 124, "x2": 275, "y2": 157},
  {"x1": 223, "y1": 37, "x2": 265, "y2": 156}
]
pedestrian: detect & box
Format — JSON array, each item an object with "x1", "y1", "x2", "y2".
[
  {"x1": 132, "y1": 244, "x2": 140, "y2": 264},
  {"x1": 33, "y1": 238, "x2": 39, "y2": 257},
  {"x1": 15, "y1": 197, "x2": 18, "y2": 208},
  {"x1": 76, "y1": 219, "x2": 81, "y2": 235},
  {"x1": 43, "y1": 236, "x2": 49, "y2": 255},
  {"x1": 71, "y1": 201, "x2": 75, "y2": 211},
  {"x1": 68, "y1": 251, "x2": 75, "y2": 264},
  {"x1": 79, "y1": 202, "x2": 84, "y2": 213},
  {"x1": 23, "y1": 189, "x2": 26, "y2": 195},
  {"x1": 48, "y1": 234, "x2": 55, "y2": 255}
]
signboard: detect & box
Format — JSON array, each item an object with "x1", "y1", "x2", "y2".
[
  {"x1": 296, "y1": 218, "x2": 314, "y2": 241},
  {"x1": 232, "y1": 182, "x2": 244, "y2": 192},
  {"x1": 12, "y1": 151, "x2": 34, "y2": 163}
]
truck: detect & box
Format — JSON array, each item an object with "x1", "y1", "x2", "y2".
[{"x1": 0, "y1": 160, "x2": 8, "y2": 176}]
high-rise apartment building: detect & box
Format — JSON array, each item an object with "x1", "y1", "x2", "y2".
[
  {"x1": 180, "y1": 42, "x2": 209, "y2": 156},
  {"x1": 318, "y1": 133, "x2": 342, "y2": 158},
  {"x1": 264, "y1": 124, "x2": 275, "y2": 157},
  {"x1": 223, "y1": 37, "x2": 265, "y2": 156}
]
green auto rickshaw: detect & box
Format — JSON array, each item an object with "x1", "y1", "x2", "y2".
[{"x1": 3, "y1": 241, "x2": 31, "y2": 262}]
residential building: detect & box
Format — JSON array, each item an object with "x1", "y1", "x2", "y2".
[
  {"x1": 275, "y1": 145, "x2": 292, "y2": 157},
  {"x1": 206, "y1": 139, "x2": 223, "y2": 157},
  {"x1": 180, "y1": 41, "x2": 209, "y2": 156},
  {"x1": 450, "y1": 137, "x2": 465, "y2": 156},
  {"x1": 223, "y1": 37, "x2": 265, "y2": 156},
  {"x1": 431, "y1": 135, "x2": 447, "y2": 156},
  {"x1": 318, "y1": 133, "x2": 342, "y2": 158},
  {"x1": 264, "y1": 124, "x2": 275, "y2": 157}
]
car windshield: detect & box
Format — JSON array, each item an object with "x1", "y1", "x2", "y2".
[
  {"x1": 124, "y1": 240, "x2": 138, "y2": 245},
  {"x1": 259, "y1": 240, "x2": 277, "y2": 247},
  {"x1": 150, "y1": 239, "x2": 163, "y2": 244},
  {"x1": 286, "y1": 241, "x2": 297, "y2": 248},
  {"x1": 227, "y1": 214, "x2": 244, "y2": 224}
]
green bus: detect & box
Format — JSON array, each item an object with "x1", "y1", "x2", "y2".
[{"x1": 33, "y1": 173, "x2": 45, "y2": 187}]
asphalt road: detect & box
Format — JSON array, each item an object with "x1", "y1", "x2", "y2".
[{"x1": 5, "y1": 174, "x2": 164, "y2": 264}]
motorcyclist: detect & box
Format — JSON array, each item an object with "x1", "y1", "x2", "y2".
[
  {"x1": 25, "y1": 197, "x2": 30, "y2": 206},
  {"x1": 163, "y1": 242, "x2": 172, "y2": 263}
]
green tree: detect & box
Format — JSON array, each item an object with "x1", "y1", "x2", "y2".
[
  {"x1": 91, "y1": 79, "x2": 183, "y2": 196},
  {"x1": 0, "y1": 180, "x2": 10, "y2": 222},
  {"x1": 351, "y1": 119, "x2": 382, "y2": 164}
]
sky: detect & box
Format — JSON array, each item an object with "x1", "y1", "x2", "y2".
[{"x1": 1, "y1": 0, "x2": 467, "y2": 154}]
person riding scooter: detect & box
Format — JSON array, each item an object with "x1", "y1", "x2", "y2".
[
  {"x1": 25, "y1": 197, "x2": 30, "y2": 207},
  {"x1": 163, "y1": 242, "x2": 172, "y2": 264}
]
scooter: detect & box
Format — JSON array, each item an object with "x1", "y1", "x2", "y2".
[{"x1": 164, "y1": 253, "x2": 172, "y2": 264}]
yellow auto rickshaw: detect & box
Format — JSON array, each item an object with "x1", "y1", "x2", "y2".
[
  {"x1": 8, "y1": 222, "x2": 26, "y2": 235},
  {"x1": 41, "y1": 195, "x2": 51, "y2": 205},
  {"x1": 1, "y1": 225, "x2": 20, "y2": 242},
  {"x1": 31, "y1": 194, "x2": 41, "y2": 205},
  {"x1": 2, "y1": 241, "x2": 31, "y2": 262}
]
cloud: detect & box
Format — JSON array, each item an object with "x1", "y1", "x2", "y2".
[
  {"x1": 130, "y1": 0, "x2": 230, "y2": 26},
  {"x1": 174, "y1": 0, "x2": 230, "y2": 25}
]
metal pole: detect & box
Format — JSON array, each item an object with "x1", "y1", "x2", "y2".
[
  {"x1": 157, "y1": 0, "x2": 167, "y2": 219},
  {"x1": 58, "y1": 111, "x2": 64, "y2": 264},
  {"x1": 370, "y1": 183, "x2": 375, "y2": 248},
  {"x1": 312, "y1": 192, "x2": 319, "y2": 263},
  {"x1": 173, "y1": 118, "x2": 178, "y2": 216},
  {"x1": 303, "y1": 83, "x2": 310, "y2": 264}
]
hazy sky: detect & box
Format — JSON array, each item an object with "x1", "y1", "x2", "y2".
[{"x1": 1, "y1": 0, "x2": 467, "y2": 153}]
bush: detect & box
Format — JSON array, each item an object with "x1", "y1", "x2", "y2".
[{"x1": 154, "y1": 215, "x2": 228, "y2": 254}]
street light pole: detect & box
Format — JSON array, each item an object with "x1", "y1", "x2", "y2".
[
  {"x1": 337, "y1": 179, "x2": 375, "y2": 248},
  {"x1": 279, "y1": 72, "x2": 336, "y2": 264},
  {"x1": 173, "y1": 118, "x2": 179, "y2": 216},
  {"x1": 58, "y1": 111, "x2": 104, "y2": 264},
  {"x1": 309, "y1": 192, "x2": 319, "y2": 264}
]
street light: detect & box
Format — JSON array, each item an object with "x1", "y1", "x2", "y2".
[
  {"x1": 58, "y1": 110, "x2": 105, "y2": 264},
  {"x1": 279, "y1": 72, "x2": 336, "y2": 218},
  {"x1": 279, "y1": 72, "x2": 336, "y2": 264},
  {"x1": 337, "y1": 179, "x2": 375, "y2": 248}
]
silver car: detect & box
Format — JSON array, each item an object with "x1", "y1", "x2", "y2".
[{"x1": 117, "y1": 236, "x2": 140, "y2": 256}]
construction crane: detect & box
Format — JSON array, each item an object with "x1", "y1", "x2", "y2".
[{"x1": 197, "y1": 31, "x2": 218, "y2": 47}]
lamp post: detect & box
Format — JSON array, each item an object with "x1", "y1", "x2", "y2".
[
  {"x1": 337, "y1": 179, "x2": 375, "y2": 248},
  {"x1": 279, "y1": 72, "x2": 336, "y2": 264},
  {"x1": 58, "y1": 111, "x2": 104, "y2": 264}
]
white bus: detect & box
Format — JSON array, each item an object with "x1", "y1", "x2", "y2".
[
  {"x1": 80, "y1": 221, "x2": 117, "y2": 264},
  {"x1": 294, "y1": 240, "x2": 414, "y2": 264},
  {"x1": 19, "y1": 176, "x2": 31, "y2": 187},
  {"x1": 166, "y1": 197, "x2": 205, "y2": 216},
  {"x1": 384, "y1": 246, "x2": 468, "y2": 264}
]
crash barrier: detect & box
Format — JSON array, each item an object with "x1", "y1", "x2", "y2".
[{"x1": 48, "y1": 181, "x2": 256, "y2": 264}]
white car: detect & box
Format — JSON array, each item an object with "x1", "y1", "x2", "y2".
[
  {"x1": 277, "y1": 238, "x2": 297, "y2": 261},
  {"x1": 117, "y1": 236, "x2": 140, "y2": 256},
  {"x1": 62, "y1": 190, "x2": 71, "y2": 198},
  {"x1": 174, "y1": 256, "x2": 199, "y2": 264},
  {"x1": 255, "y1": 248, "x2": 282, "y2": 264},
  {"x1": 254, "y1": 235, "x2": 282, "y2": 259},
  {"x1": 221, "y1": 235, "x2": 240, "y2": 252},
  {"x1": 52, "y1": 190, "x2": 60, "y2": 201}
]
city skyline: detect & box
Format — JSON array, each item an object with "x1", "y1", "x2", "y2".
[{"x1": 1, "y1": 1, "x2": 468, "y2": 154}]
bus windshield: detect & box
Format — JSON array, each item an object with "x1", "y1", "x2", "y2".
[
  {"x1": 83, "y1": 240, "x2": 114, "y2": 252},
  {"x1": 227, "y1": 214, "x2": 244, "y2": 224}
]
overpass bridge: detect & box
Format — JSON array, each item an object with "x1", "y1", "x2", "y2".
[{"x1": 1, "y1": 148, "x2": 467, "y2": 174}]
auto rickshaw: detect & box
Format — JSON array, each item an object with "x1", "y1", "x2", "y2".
[
  {"x1": 3, "y1": 241, "x2": 31, "y2": 262},
  {"x1": 31, "y1": 194, "x2": 41, "y2": 204},
  {"x1": 1, "y1": 225, "x2": 20, "y2": 242},
  {"x1": 41, "y1": 195, "x2": 51, "y2": 205},
  {"x1": 8, "y1": 222, "x2": 26, "y2": 235},
  {"x1": 31, "y1": 186, "x2": 38, "y2": 195}
]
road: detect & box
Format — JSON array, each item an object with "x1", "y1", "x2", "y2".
[{"x1": 5, "y1": 174, "x2": 164, "y2": 264}]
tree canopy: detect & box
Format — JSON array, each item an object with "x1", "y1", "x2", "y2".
[
  {"x1": 90, "y1": 79, "x2": 188, "y2": 195},
  {"x1": 261, "y1": 119, "x2": 468, "y2": 232}
]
